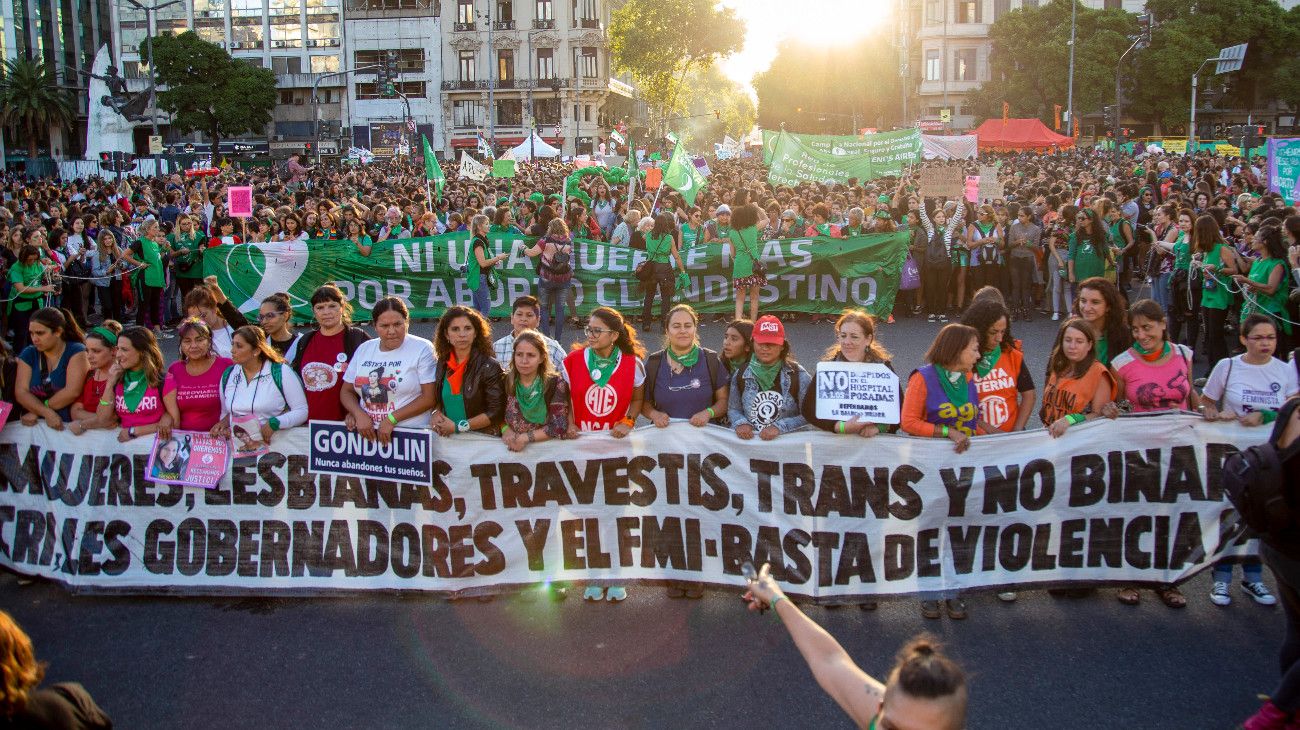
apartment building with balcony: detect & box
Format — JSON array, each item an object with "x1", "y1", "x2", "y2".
[{"x1": 438, "y1": 0, "x2": 633, "y2": 156}]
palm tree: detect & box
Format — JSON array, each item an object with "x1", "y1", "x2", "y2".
[{"x1": 0, "y1": 58, "x2": 75, "y2": 162}]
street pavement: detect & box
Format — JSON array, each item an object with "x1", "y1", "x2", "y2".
[{"x1": 2, "y1": 311, "x2": 1280, "y2": 728}]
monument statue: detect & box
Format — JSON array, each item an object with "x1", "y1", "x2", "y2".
[{"x1": 83, "y1": 45, "x2": 149, "y2": 159}]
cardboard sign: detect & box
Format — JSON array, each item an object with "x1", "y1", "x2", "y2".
[
  {"x1": 813, "y1": 362, "x2": 901, "y2": 424},
  {"x1": 227, "y1": 186, "x2": 253, "y2": 218},
  {"x1": 918, "y1": 166, "x2": 965, "y2": 199},
  {"x1": 977, "y1": 166, "x2": 1004, "y2": 201},
  {"x1": 145, "y1": 431, "x2": 230, "y2": 489}
]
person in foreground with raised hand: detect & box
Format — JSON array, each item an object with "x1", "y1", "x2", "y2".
[{"x1": 743, "y1": 563, "x2": 968, "y2": 730}]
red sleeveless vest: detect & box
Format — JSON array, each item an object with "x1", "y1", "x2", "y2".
[{"x1": 564, "y1": 347, "x2": 636, "y2": 431}]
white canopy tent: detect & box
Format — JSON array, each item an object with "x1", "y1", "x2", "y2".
[{"x1": 509, "y1": 133, "x2": 561, "y2": 159}]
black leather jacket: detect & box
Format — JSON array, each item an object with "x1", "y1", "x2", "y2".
[{"x1": 432, "y1": 348, "x2": 506, "y2": 433}]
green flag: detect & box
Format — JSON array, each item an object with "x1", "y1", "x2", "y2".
[
  {"x1": 663, "y1": 143, "x2": 706, "y2": 205},
  {"x1": 422, "y1": 135, "x2": 445, "y2": 198},
  {"x1": 492, "y1": 159, "x2": 516, "y2": 178}
]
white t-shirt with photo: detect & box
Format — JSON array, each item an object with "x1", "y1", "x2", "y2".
[
  {"x1": 342, "y1": 334, "x2": 438, "y2": 428},
  {"x1": 1202, "y1": 355, "x2": 1300, "y2": 417}
]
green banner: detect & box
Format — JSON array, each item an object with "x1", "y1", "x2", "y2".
[
  {"x1": 1267, "y1": 138, "x2": 1300, "y2": 205},
  {"x1": 204, "y1": 231, "x2": 909, "y2": 323},
  {"x1": 764, "y1": 130, "x2": 921, "y2": 187},
  {"x1": 761, "y1": 128, "x2": 921, "y2": 168}
]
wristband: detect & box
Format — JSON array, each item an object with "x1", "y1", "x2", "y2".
[
  {"x1": 99, "y1": 399, "x2": 111, "y2": 407},
  {"x1": 1066, "y1": 413, "x2": 1086, "y2": 425},
  {"x1": 501, "y1": 424, "x2": 509, "y2": 434},
  {"x1": 618, "y1": 417, "x2": 635, "y2": 428},
  {"x1": 836, "y1": 420, "x2": 845, "y2": 434},
  {"x1": 770, "y1": 594, "x2": 786, "y2": 611},
  {"x1": 268, "y1": 416, "x2": 281, "y2": 432},
  {"x1": 706, "y1": 406, "x2": 716, "y2": 418},
  {"x1": 941, "y1": 425, "x2": 949, "y2": 438},
  {"x1": 387, "y1": 413, "x2": 398, "y2": 425}
]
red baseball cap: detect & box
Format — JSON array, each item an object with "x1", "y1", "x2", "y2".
[{"x1": 752, "y1": 315, "x2": 786, "y2": 345}]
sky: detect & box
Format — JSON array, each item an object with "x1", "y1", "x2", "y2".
[{"x1": 717, "y1": 0, "x2": 898, "y2": 94}]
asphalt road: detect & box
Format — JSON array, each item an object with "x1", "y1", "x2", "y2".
[{"x1": 3, "y1": 312, "x2": 1281, "y2": 729}]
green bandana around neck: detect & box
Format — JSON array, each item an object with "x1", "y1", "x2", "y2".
[
  {"x1": 749, "y1": 356, "x2": 782, "y2": 393},
  {"x1": 728, "y1": 356, "x2": 748, "y2": 373},
  {"x1": 121, "y1": 368, "x2": 150, "y2": 413},
  {"x1": 974, "y1": 344, "x2": 1001, "y2": 378},
  {"x1": 933, "y1": 365, "x2": 971, "y2": 410},
  {"x1": 586, "y1": 348, "x2": 619, "y2": 388},
  {"x1": 1132, "y1": 339, "x2": 1171, "y2": 359},
  {"x1": 1095, "y1": 337, "x2": 1110, "y2": 366},
  {"x1": 515, "y1": 376, "x2": 547, "y2": 424},
  {"x1": 668, "y1": 345, "x2": 700, "y2": 369}
]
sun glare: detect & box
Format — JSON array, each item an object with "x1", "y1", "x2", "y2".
[{"x1": 786, "y1": 0, "x2": 891, "y2": 46}]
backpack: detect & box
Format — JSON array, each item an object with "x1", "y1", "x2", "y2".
[
  {"x1": 1222, "y1": 397, "x2": 1300, "y2": 541},
  {"x1": 644, "y1": 348, "x2": 725, "y2": 414},
  {"x1": 221, "y1": 362, "x2": 286, "y2": 403}
]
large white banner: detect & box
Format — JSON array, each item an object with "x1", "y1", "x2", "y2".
[
  {"x1": 921, "y1": 134, "x2": 980, "y2": 161},
  {"x1": 0, "y1": 414, "x2": 1259, "y2": 600}
]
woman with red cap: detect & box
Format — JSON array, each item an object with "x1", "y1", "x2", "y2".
[{"x1": 728, "y1": 314, "x2": 810, "y2": 440}]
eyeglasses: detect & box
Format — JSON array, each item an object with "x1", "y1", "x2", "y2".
[
  {"x1": 258, "y1": 311, "x2": 285, "y2": 321},
  {"x1": 584, "y1": 326, "x2": 613, "y2": 337}
]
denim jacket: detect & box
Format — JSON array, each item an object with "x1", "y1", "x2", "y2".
[{"x1": 727, "y1": 360, "x2": 810, "y2": 434}]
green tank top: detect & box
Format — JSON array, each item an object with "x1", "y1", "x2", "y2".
[
  {"x1": 645, "y1": 233, "x2": 673, "y2": 264},
  {"x1": 728, "y1": 226, "x2": 760, "y2": 279}
]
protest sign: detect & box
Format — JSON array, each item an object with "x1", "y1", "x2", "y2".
[
  {"x1": 146, "y1": 431, "x2": 230, "y2": 489},
  {"x1": 813, "y1": 362, "x2": 900, "y2": 424},
  {"x1": 918, "y1": 166, "x2": 965, "y2": 198},
  {"x1": 459, "y1": 151, "x2": 489, "y2": 181},
  {"x1": 766, "y1": 130, "x2": 920, "y2": 185},
  {"x1": 308, "y1": 421, "x2": 435, "y2": 483},
  {"x1": 204, "y1": 230, "x2": 910, "y2": 322},
  {"x1": 762, "y1": 129, "x2": 922, "y2": 167},
  {"x1": 230, "y1": 413, "x2": 269, "y2": 459},
  {"x1": 965, "y1": 176, "x2": 980, "y2": 203},
  {"x1": 0, "y1": 414, "x2": 1259, "y2": 599},
  {"x1": 1267, "y1": 137, "x2": 1300, "y2": 204},
  {"x1": 227, "y1": 186, "x2": 253, "y2": 218},
  {"x1": 977, "y1": 166, "x2": 1004, "y2": 200}
]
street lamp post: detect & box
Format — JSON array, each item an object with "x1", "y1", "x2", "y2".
[
  {"x1": 1065, "y1": 0, "x2": 1077, "y2": 139},
  {"x1": 126, "y1": 0, "x2": 181, "y2": 176}
]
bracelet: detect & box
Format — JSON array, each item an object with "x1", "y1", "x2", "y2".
[
  {"x1": 618, "y1": 417, "x2": 635, "y2": 428},
  {"x1": 770, "y1": 594, "x2": 786, "y2": 611},
  {"x1": 1066, "y1": 413, "x2": 1086, "y2": 425},
  {"x1": 836, "y1": 420, "x2": 845, "y2": 434},
  {"x1": 500, "y1": 424, "x2": 509, "y2": 435},
  {"x1": 527, "y1": 429, "x2": 536, "y2": 443},
  {"x1": 98, "y1": 399, "x2": 111, "y2": 407},
  {"x1": 268, "y1": 416, "x2": 281, "y2": 432},
  {"x1": 941, "y1": 425, "x2": 949, "y2": 438},
  {"x1": 386, "y1": 413, "x2": 398, "y2": 425},
  {"x1": 706, "y1": 406, "x2": 716, "y2": 418}
]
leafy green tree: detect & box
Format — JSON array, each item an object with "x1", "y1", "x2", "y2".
[
  {"x1": 0, "y1": 59, "x2": 75, "y2": 160},
  {"x1": 753, "y1": 35, "x2": 901, "y2": 133},
  {"x1": 147, "y1": 31, "x2": 277, "y2": 153},
  {"x1": 609, "y1": 0, "x2": 745, "y2": 120},
  {"x1": 968, "y1": 0, "x2": 1135, "y2": 126}
]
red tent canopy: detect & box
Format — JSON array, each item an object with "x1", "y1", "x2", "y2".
[{"x1": 975, "y1": 118, "x2": 1075, "y2": 150}]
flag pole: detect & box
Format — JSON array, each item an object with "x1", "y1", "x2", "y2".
[{"x1": 426, "y1": 178, "x2": 433, "y2": 213}]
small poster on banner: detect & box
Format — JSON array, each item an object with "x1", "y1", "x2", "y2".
[
  {"x1": 229, "y1": 412, "x2": 269, "y2": 459},
  {"x1": 814, "y1": 362, "x2": 901, "y2": 424},
  {"x1": 227, "y1": 186, "x2": 253, "y2": 218},
  {"x1": 145, "y1": 431, "x2": 230, "y2": 488},
  {"x1": 308, "y1": 421, "x2": 435, "y2": 483},
  {"x1": 964, "y1": 175, "x2": 980, "y2": 203}
]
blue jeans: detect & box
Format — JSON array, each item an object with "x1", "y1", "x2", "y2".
[
  {"x1": 1151, "y1": 271, "x2": 1171, "y2": 314},
  {"x1": 538, "y1": 278, "x2": 570, "y2": 341},
  {"x1": 1214, "y1": 557, "x2": 1264, "y2": 583},
  {"x1": 471, "y1": 275, "x2": 491, "y2": 316}
]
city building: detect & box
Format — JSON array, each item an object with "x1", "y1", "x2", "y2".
[{"x1": 437, "y1": 0, "x2": 636, "y2": 156}]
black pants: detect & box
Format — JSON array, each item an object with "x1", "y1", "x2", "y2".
[
  {"x1": 1008, "y1": 256, "x2": 1035, "y2": 311},
  {"x1": 94, "y1": 284, "x2": 123, "y2": 323},
  {"x1": 1264, "y1": 543, "x2": 1300, "y2": 711},
  {"x1": 1170, "y1": 276, "x2": 1200, "y2": 347},
  {"x1": 8, "y1": 304, "x2": 34, "y2": 352},
  {"x1": 1202, "y1": 306, "x2": 1230, "y2": 368},
  {"x1": 61, "y1": 282, "x2": 87, "y2": 329},
  {"x1": 138, "y1": 283, "x2": 162, "y2": 329},
  {"x1": 641, "y1": 264, "x2": 675, "y2": 329},
  {"x1": 922, "y1": 262, "x2": 950, "y2": 315}
]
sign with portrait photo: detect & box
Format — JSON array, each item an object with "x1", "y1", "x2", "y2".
[{"x1": 145, "y1": 430, "x2": 230, "y2": 489}]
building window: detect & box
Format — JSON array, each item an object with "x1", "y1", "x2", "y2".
[
  {"x1": 953, "y1": 48, "x2": 977, "y2": 81},
  {"x1": 497, "y1": 49, "x2": 514, "y2": 81},
  {"x1": 280, "y1": 90, "x2": 295, "y2": 105},
  {"x1": 534, "y1": 97, "x2": 560, "y2": 125},
  {"x1": 356, "y1": 49, "x2": 424, "y2": 73},
  {"x1": 454, "y1": 100, "x2": 485, "y2": 127},
  {"x1": 536, "y1": 48, "x2": 554, "y2": 79},
  {"x1": 307, "y1": 22, "x2": 340, "y2": 45},
  {"x1": 457, "y1": 0, "x2": 474, "y2": 24},
  {"x1": 575, "y1": 46, "x2": 597, "y2": 78},
  {"x1": 993, "y1": 0, "x2": 1009, "y2": 20},
  {"x1": 497, "y1": 0, "x2": 512, "y2": 21},
  {"x1": 497, "y1": 99, "x2": 522, "y2": 126},
  {"x1": 356, "y1": 80, "x2": 426, "y2": 99},
  {"x1": 573, "y1": 0, "x2": 596, "y2": 25},
  {"x1": 925, "y1": 50, "x2": 941, "y2": 81},
  {"x1": 925, "y1": 0, "x2": 942, "y2": 24},
  {"x1": 535, "y1": 0, "x2": 551, "y2": 20},
  {"x1": 459, "y1": 51, "x2": 475, "y2": 81},
  {"x1": 955, "y1": 0, "x2": 980, "y2": 23},
  {"x1": 272, "y1": 56, "x2": 303, "y2": 74}
]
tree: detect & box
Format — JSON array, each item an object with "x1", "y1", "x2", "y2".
[
  {"x1": 968, "y1": 0, "x2": 1135, "y2": 127},
  {"x1": 674, "y1": 66, "x2": 755, "y2": 147},
  {"x1": 753, "y1": 35, "x2": 901, "y2": 133},
  {"x1": 148, "y1": 31, "x2": 277, "y2": 153},
  {"x1": 609, "y1": 0, "x2": 744, "y2": 121},
  {"x1": 0, "y1": 59, "x2": 75, "y2": 160}
]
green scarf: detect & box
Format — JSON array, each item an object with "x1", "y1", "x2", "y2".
[
  {"x1": 515, "y1": 376, "x2": 547, "y2": 425},
  {"x1": 749, "y1": 356, "x2": 782, "y2": 392},
  {"x1": 586, "y1": 348, "x2": 619, "y2": 388},
  {"x1": 933, "y1": 365, "x2": 971, "y2": 409},
  {"x1": 815, "y1": 223, "x2": 832, "y2": 236},
  {"x1": 1095, "y1": 337, "x2": 1109, "y2": 367},
  {"x1": 728, "y1": 356, "x2": 747, "y2": 373},
  {"x1": 121, "y1": 369, "x2": 150, "y2": 413},
  {"x1": 667, "y1": 345, "x2": 700, "y2": 369},
  {"x1": 974, "y1": 344, "x2": 1001, "y2": 378},
  {"x1": 1131, "y1": 340, "x2": 1171, "y2": 361}
]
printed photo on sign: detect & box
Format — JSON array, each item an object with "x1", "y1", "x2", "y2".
[
  {"x1": 145, "y1": 431, "x2": 230, "y2": 488},
  {"x1": 814, "y1": 362, "x2": 900, "y2": 423},
  {"x1": 229, "y1": 412, "x2": 269, "y2": 459}
]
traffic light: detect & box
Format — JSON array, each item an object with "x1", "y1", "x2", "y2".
[
  {"x1": 1242, "y1": 124, "x2": 1265, "y2": 150},
  {"x1": 383, "y1": 50, "x2": 398, "y2": 97},
  {"x1": 1103, "y1": 105, "x2": 1117, "y2": 129}
]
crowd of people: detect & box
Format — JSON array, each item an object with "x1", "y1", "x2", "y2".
[{"x1": 3, "y1": 145, "x2": 1300, "y2": 726}]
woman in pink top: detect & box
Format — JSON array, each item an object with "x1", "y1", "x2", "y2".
[
  {"x1": 159, "y1": 318, "x2": 233, "y2": 438},
  {"x1": 94, "y1": 326, "x2": 167, "y2": 442},
  {"x1": 1107, "y1": 298, "x2": 1202, "y2": 610}
]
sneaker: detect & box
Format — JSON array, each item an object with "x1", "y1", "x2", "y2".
[
  {"x1": 606, "y1": 586, "x2": 628, "y2": 602},
  {"x1": 1210, "y1": 581, "x2": 1231, "y2": 606},
  {"x1": 1242, "y1": 700, "x2": 1291, "y2": 730},
  {"x1": 1242, "y1": 581, "x2": 1278, "y2": 606},
  {"x1": 927, "y1": 314, "x2": 937, "y2": 322},
  {"x1": 1052, "y1": 312, "x2": 1061, "y2": 321},
  {"x1": 582, "y1": 586, "x2": 604, "y2": 601},
  {"x1": 886, "y1": 315, "x2": 895, "y2": 324},
  {"x1": 997, "y1": 591, "x2": 1017, "y2": 602},
  {"x1": 944, "y1": 598, "x2": 968, "y2": 620},
  {"x1": 919, "y1": 600, "x2": 942, "y2": 619}
]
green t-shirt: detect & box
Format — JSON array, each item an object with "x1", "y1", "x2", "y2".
[
  {"x1": 1200, "y1": 242, "x2": 1233, "y2": 311},
  {"x1": 728, "y1": 226, "x2": 760, "y2": 279},
  {"x1": 645, "y1": 233, "x2": 673, "y2": 264},
  {"x1": 441, "y1": 379, "x2": 468, "y2": 424},
  {"x1": 1242, "y1": 257, "x2": 1291, "y2": 334},
  {"x1": 139, "y1": 237, "x2": 165, "y2": 288},
  {"x1": 8, "y1": 260, "x2": 44, "y2": 311},
  {"x1": 1068, "y1": 231, "x2": 1106, "y2": 282},
  {"x1": 681, "y1": 223, "x2": 701, "y2": 247},
  {"x1": 167, "y1": 231, "x2": 205, "y2": 279},
  {"x1": 1172, "y1": 233, "x2": 1191, "y2": 272}
]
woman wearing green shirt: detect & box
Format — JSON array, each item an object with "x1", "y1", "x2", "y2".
[
  {"x1": 728, "y1": 201, "x2": 766, "y2": 322},
  {"x1": 679, "y1": 207, "x2": 704, "y2": 248},
  {"x1": 122, "y1": 219, "x2": 170, "y2": 338},
  {"x1": 639, "y1": 212, "x2": 687, "y2": 331},
  {"x1": 1233, "y1": 225, "x2": 1292, "y2": 349},
  {"x1": 167, "y1": 214, "x2": 206, "y2": 299},
  {"x1": 1192, "y1": 213, "x2": 1241, "y2": 365},
  {"x1": 1067, "y1": 208, "x2": 1113, "y2": 286},
  {"x1": 7, "y1": 244, "x2": 54, "y2": 352}
]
